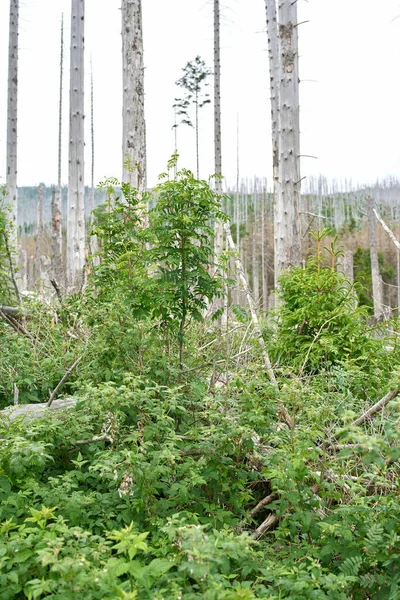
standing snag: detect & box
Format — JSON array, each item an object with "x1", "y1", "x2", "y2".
[
  {"x1": 6, "y1": 0, "x2": 19, "y2": 249},
  {"x1": 122, "y1": 0, "x2": 147, "y2": 192},
  {"x1": 67, "y1": 0, "x2": 86, "y2": 290}
]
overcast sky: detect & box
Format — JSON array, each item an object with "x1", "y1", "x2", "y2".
[{"x1": 0, "y1": 0, "x2": 399, "y2": 189}]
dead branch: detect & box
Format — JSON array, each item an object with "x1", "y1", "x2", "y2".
[
  {"x1": 251, "y1": 513, "x2": 279, "y2": 539},
  {"x1": 50, "y1": 278, "x2": 63, "y2": 304},
  {"x1": 249, "y1": 492, "x2": 279, "y2": 519},
  {"x1": 47, "y1": 356, "x2": 83, "y2": 407},
  {"x1": 75, "y1": 433, "x2": 112, "y2": 445},
  {"x1": 373, "y1": 209, "x2": 400, "y2": 251},
  {"x1": 352, "y1": 389, "x2": 399, "y2": 427}
]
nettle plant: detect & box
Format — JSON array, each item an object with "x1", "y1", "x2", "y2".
[{"x1": 89, "y1": 158, "x2": 227, "y2": 371}]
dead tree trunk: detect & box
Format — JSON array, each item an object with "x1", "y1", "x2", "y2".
[
  {"x1": 274, "y1": 0, "x2": 302, "y2": 287},
  {"x1": 52, "y1": 13, "x2": 63, "y2": 285},
  {"x1": 213, "y1": 0, "x2": 223, "y2": 255},
  {"x1": 35, "y1": 184, "x2": 43, "y2": 282},
  {"x1": 121, "y1": 0, "x2": 146, "y2": 192},
  {"x1": 67, "y1": 0, "x2": 86, "y2": 290},
  {"x1": 89, "y1": 57, "x2": 99, "y2": 265},
  {"x1": 6, "y1": 0, "x2": 19, "y2": 248},
  {"x1": 367, "y1": 195, "x2": 384, "y2": 320}
]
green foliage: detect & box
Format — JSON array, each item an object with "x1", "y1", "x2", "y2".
[
  {"x1": 353, "y1": 246, "x2": 395, "y2": 312},
  {"x1": 2, "y1": 203, "x2": 400, "y2": 598},
  {"x1": 270, "y1": 234, "x2": 381, "y2": 374}
]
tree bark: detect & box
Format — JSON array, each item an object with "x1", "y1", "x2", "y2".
[
  {"x1": 67, "y1": 0, "x2": 86, "y2": 290},
  {"x1": 6, "y1": 0, "x2": 19, "y2": 248},
  {"x1": 274, "y1": 0, "x2": 302, "y2": 287},
  {"x1": 52, "y1": 14, "x2": 63, "y2": 285},
  {"x1": 89, "y1": 57, "x2": 99, "y2": 264},
  {"x1": 35, "y1": 184, "x2": 43, "y2": 282},
  {"x1": 214, "y1": 0, "x2": 224, "y2": 255},
  {"x1": 122, "y1": 0, "x2": 146, "y2": 192},
  {"x1": 367, "y1": 195, "x2": 384, "y2": 320}
]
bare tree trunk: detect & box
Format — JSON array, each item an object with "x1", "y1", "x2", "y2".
[
  {"x1": 122, "y1": 0, "x2": 146, "y2": 191},
  {"x1": 6, "y1": 0, "x2": 19, "y2": 247},
  {"x1": 274, "y1": 0, "x2": 302, "y2": 287},
  {"x1": 52, "y1": 13, "x2": 63, "y2": 285},
  {"x1": 261, "y1": 186, "x2": 268, "y2": 310},
  {"x1": 367, "y1": 195, "x2": 384, "y2": 320},
  {"x1": 213, "y1": 0, "x2": 223, "y2": 260},
  {"x1": 89, "y1": 56, "x2": 99, "y2": 265},
  {"x1": 265, "y1": 0, "x2": 280, "y2": 189},
  {"x1": 35, "y1": 184, "x2": 43, "y2": 282},
  {"x1": 67, "y1": 0, "x2": 85, "y2": 290},
  {"x1": 252, "y1": 190, "x2": 259, "y2": 305}
]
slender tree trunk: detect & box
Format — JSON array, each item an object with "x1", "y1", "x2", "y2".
[
  {"x1": 67, "y1": 0, "x2": 85, "y2": 289},
  {"x1": 261, "y1": 186, "x2": 268, "y2": 310},
  {"x1": 252, "y1": 190, "x2": 259, "y2": 305},
  {"x1": 122, "y1": 0, "x2": 146, "y2": 191},
  {"x1": 213, "y1": 0, "x2": 223, "y2": 258},
  {"x1": 6, "y1": 0, "x2": 19, "y2": 247},
  {"x1": 195, "y1": 90, "x2": 199, "y2": 179},
  {"x1": 89, "y1": 56, "x2": 99, "y2": 265},
  {"x1": 52, "y1": 13, "x2": 63, "y2": 285},
  {"x1": 274, "y1": 0, "x2": 302, "y2": 287},
  {"x1": 367, "y1": 195, "x2": 384, "y2": 320},
  {"x1": 35, "y1": 184, "x2": 43, "y2": 282}
]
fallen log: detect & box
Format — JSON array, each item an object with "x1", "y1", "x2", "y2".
[
  {"x1": 0, "y1": 397, "x2": 78, "y2": 422},
  {"x1": 0, "y1": 305, "x2": 19, "y2": 317}
]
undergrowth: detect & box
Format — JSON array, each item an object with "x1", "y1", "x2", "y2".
[{"x1": 1, "y1": 177, "x2": 400, "y2": 599}]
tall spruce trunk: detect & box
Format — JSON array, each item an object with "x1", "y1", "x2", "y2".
[
  {"x1": 6, "y1": 0, "x2": 19, "y2": 247},
  {"x1": 52, "y1": 14, "x2": 63, "y2": 285},
  {"x1": 67, "y1": 0, "x2": 85, "y2": 289},
  {"x1": 274, "y1": 0, "x2": 301, "y2": 287},
  {"x1": 122, "y1": 0, "x2": 146, "y2": 191},
  {"x1": 367, "y1": 195, "x2": 384, "y2": 320}
]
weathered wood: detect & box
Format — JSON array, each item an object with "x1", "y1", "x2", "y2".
[
  {"x1": 213, "y1": 0, "x2": 224, "y2": 264},
  {"x1": 352, "y1": 389, "x2": 399, "y2": 427},
  {"x1": 224, "y1": 221, "x2": 277, "y2": 386},
  {"x1": 367, "y1": 195, "x2": 384, "y2": 320},
  {"x1": 0, "y1": 305, "x2": 19, "y2": 317},
  {"x1": 67, "y1": 0, "x2": 86, "y2": 289},
  {"x1": 52, "y1": 15, "x2": 64, "y2": 286},
  {"x1": 6, "y1": 0, "x2": 19, "y2": 247},
  {"x1": 0, "y1": 397, "x2": 78, "y2": 422},
  {"x1": 274, "y1": 0, "x2": 302, "y2": 286},
  {"x1": 122, "y1": 0, "x2": 146, "y2": 191},
  {"x1": 48, "y1": 356, "x2": 83, "y2": 407}
]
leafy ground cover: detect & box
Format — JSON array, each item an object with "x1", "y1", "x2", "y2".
[{"x1": 1, "y1": 172, "x2": 400, "y2": 599}]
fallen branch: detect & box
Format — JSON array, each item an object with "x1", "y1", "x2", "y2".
[
  {"x1": 373, "y1": 209, "x2": 400, "y2": 251},
  {"x1": 352, "y1": 389, "x2": 399, "y2": 427},
  {"x1": 75, "y1": 433, "x2": 112, "y2": 445},
  {"x1": 47, "y1": 357, "x2": 83, "y2": 407},
  {"x1": 224, "y1": 222, "x2": 277, "y2": 386},
  {"x1": 251, "y1": 513, "x2": 279, "y2": 539},
  {"x1": 50, "y1": 278, "x2": 63, "y2": 304},
  {"x1": 0, "y1": 309, "x2": 31, "y2": 337},
  {"x1": 248, "y1": 492, "x2": 279, "y2": 519}
]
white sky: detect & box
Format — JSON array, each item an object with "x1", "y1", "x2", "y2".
[{"x1": 0, "y1": 0, "x2": 399, "y2": 189}]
